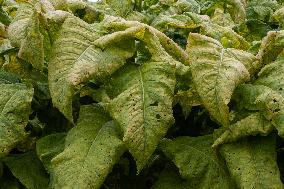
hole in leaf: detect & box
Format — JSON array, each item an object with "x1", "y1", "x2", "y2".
[
  {"x1": 156, "y1": 114, "x2": 161, "y2": 119},
  {"x1": 150, "y1": 101, "x2": 158, "y2": 106}
]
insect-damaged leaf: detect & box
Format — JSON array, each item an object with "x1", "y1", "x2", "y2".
[
  {"x1": 106, "y1": 60, "x2": 176, "y2": 172},
  {"x1": 48, "y1": 16, "x2": 135, "y2": 122},
  {"x1": 186, "y1": 33, "x2": 250, "y2": 126},
  {"x1": 49, "y1": 104, "x2": 125, "y2": 189},
  {"x1": 159, "y1": 135, "x2": 235, "y2": 189},
  {"x1": 0, "y1": 83, "x2": 33, "y2": 157}
]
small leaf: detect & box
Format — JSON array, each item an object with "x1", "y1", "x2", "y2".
[
  {"x1": 49, "y1": 104, "x2": 125, "y2": 189},
  {"x1": 186, "y1": 33, "x2": 250, "y2": 126},
  {"x1": 4, "y1": 151, "x2": 49, "y2": 189},
  {"x1": 160, "y1": 135, "x2": 235, "y2": 188},
  {"x1": 218, "y1": 134, "x2": 282, "y2": 189}
]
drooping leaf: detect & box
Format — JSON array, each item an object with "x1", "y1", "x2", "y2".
[
  {"x1": 160, "y1": 135, "x2": 235, "y2": 188},
  {"x1": 186, "y1": 33, "x2": 250, "y2": 126},
  {"x1": 49, "y1": 104, "x2": 126, "y2": 189},
  {"x1": 48, "y1": 16, "x2": 136, "y2": 121},
  {"x1": 218, "y1": 134, "x2": 282, "y2": 189},
  {"x1": 3, "y1": 151, "x2": 49, "y2": 189},
  {"x1": 8, "y1": 2, "x2": 52, "y2": 70},
  {"x1": 36, "y1": 133, "x2": 66, "y2": 171},
  {"x1": 0, "y1": 83, "x2": 33, "y2": 157},
  {"x1": 256, "y1": 30, "x2": 284, "y2": 66}
]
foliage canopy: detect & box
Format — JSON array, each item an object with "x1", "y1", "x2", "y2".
[{"x1": 1, "y1": 0, "x2": 284, "y2": 188}]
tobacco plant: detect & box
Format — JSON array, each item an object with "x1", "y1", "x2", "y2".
[{"x1": 1, "y1": 0, "x2": 284, "y2": 188}]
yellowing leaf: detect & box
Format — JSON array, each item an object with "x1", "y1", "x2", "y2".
[
  {"x1": 8, "y1": 2, "x2": 51, "y2": 70},
  {"x1": 48, "y1": 16, "x2": 135, "y2": 122},
  {"x1": 186, "y1": 33, "x2": 250, "y2": 126},
  {"x1": 106, "y1": 60, "x2": 176, "y2": 172},
  {"x1": 256, "y1": 30, "x2": 284, "y2": 66}
]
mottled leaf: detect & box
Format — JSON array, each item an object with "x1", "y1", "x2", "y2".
[
  {"x1": 186, "y1": 33, "x2": 250, "y2": 126},
  {"x1": 49, "y1": 104, "x2": 125, "y2": 189},
  {"x1": 106, "y1": 59, "x2": 176, "y2": 172},
  {"x1": 256, "y1": 30, "x2": 284, "y2": 66},
  {"x1": 8, "y1": 2, "x2": 51, "y2": 70},
  {"x1": 48, "y1": 16, "x2": 135, "y2": 121},
  {"x1": 4, "y1": 151, "x2": 49, "y2": 189}
]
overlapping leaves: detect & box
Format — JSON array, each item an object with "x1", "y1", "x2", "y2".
[{"x1": 1, "y1": 0, "x2": 284, "y2": 188}]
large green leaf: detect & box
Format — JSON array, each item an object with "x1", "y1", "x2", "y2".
[
  {"x1": 186, "y1": 33, "x2": 250, "y2": 126},
  {"x1": 105, "y1": 59, "x2": 176, "y2": 172},
  {"x1": 48, "y1": 16, "x2": 136, "y2": 121},
  {"x1": 49, "y1": 104, "x2": 125, "y2": 189},
  {"x1": 3, "y1": 151, "x2": 49, "y2": 189},
  {"x1": 0, "y1": 83, "x2": 33, "y2": 157},
  {"x1": 218, "y1": 134, "x2": 282, "y2": 189},
  {"x1": 160, "y1": 135, "x2": 235, "y2": 189}
]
